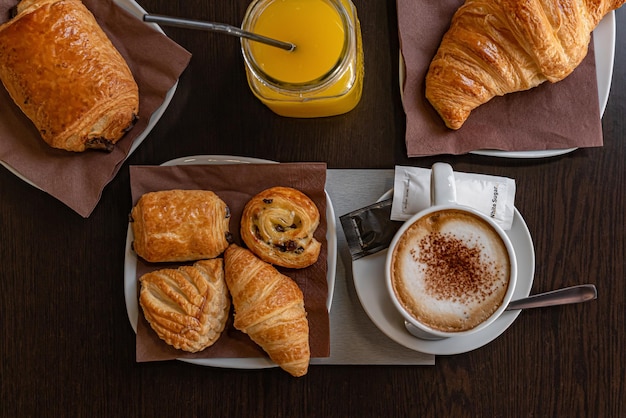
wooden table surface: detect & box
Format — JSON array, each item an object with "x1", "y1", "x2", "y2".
[{"x1": 1, "y1": 1, "x2": 624, "y2": 416}]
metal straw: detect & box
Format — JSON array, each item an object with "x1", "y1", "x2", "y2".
[{"x1": 143, "y1": 14, "x2": 296, "y2": 52}]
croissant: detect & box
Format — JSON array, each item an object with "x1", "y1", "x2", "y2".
[
  {"x1": 0, "y1": 0, "x2": 139, "y2": 151},
  {"x1": 131, "y1": 190, "x2": 232, "y2": 263},
  {"x1": 425, "y1": 0, "x2": 626, "y2": 129},
  {"x1": 224, "y1": 244, "x2": 310, "y2": 377},
  {"x1": 139, "y1": 259, "x2": 231, "y2": 353},
  {"x1": 240, "y1": 186, "x2": 321, "y2": 269}
]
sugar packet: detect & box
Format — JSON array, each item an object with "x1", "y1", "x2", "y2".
[{"x1": 392, "y1": 166, "x2": 516, "y2": 230}]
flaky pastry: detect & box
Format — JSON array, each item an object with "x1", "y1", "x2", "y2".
[
  {"x1": 224, "y1": 244, "x2": 310, "y2": 377},
  {"x1": 131, "y1": 190, "x2": 232, "y2": 263},
  {"x1": 139, "y1": 259, "x2": 231, "y2": 353},
  {"x1": 425, "y1": 0, "x2": 626, "y2": 129},
  {"x1": 0, "y1": 0, "x2": 139, "y2": 151},
  {"x1": 240, "y1": 186, "x2": 321, "y2": 269}
]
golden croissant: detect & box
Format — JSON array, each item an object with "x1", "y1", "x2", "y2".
[
  {"x1": 425, "y1": 0, "x2": 626, "y2": 129},
  {"x1": 224, "y1": 244, "x2": 310, "y2": 377}
]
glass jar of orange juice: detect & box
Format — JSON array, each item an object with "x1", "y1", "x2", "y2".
[{"x1": 241, "y1": 0, "x2": 363, "y2": 118}]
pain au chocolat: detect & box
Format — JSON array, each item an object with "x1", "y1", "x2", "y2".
[
  {"x1": 131, "y1": 190, "x2": 232, "y2": 263},
  {"x1": 0, "y1": 0, "x2": 139, "y2": 152}
]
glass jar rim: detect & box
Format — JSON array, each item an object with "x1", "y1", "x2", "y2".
[{"x1": 240, "y1": 0, "x2": 353, "y2": 92}]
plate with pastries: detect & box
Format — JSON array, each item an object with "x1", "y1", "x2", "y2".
[
  {"x1": 0, "y1": 0, "x2": 187, "y2": 217},
  {"x1": 397, "y1": 0, "x2": 620, "y2": 158},
  {"x1": 124, "y1": 156, "x2": 337, "y2": 377}
]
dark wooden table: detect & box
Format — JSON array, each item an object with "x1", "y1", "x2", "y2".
[{"x1": 1, "y1": 1, "x2": 624, "y2": 416}]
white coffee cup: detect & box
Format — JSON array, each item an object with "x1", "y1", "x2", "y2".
[{"x1": 386, "y1": 163, "x2": 518, "y2": 339}]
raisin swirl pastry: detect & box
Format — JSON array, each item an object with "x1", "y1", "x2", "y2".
[
  {"x1": 131, "y1": 190, "x2": 232, "y2": 263},
  {"x1": 240, "y1": 186, "x2": 321, "y2": 269},
  {"x1": 139, "y1": 259, "x2": 230, "y2": 353}
]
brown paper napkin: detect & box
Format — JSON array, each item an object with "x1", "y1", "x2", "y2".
[
  {"x1": 0, "y1": 0, "x2": 191, "y2": 217},
  {"x1": 397, "y1": 0, "x2": 603, "y2": 157},
  {"x1": 129, "y1": 162, "x2": 331, "y2": 362}
]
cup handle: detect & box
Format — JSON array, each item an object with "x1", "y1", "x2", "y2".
[{"x1": 430, "y1": 163, "x2": 457, "y2": 206}]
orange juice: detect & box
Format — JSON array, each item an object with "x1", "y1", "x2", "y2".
[
  {"x1": 250, "y1": 1, "x2": 345, "y2": 84},
  {"x1": 241, "y1": 0, "x2": 363, "y2": 118}
]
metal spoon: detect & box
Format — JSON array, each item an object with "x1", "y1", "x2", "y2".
[
  {"x1": 404, "y1": 284, "x2": 597, "y2": 340},
  {"x1": 504, "y1": 284, "x2": 597, "y2": 311},
  {"x1": 143, "y1": 14, "x2": 296, "y2": 52}
]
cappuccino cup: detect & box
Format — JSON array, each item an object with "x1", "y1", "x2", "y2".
[{"x1": 386, "y1": 163, "x2": 518, "y2": 339}]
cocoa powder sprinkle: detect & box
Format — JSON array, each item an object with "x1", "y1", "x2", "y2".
[{"x1": 412, "y1": 232, "x2": 499, "y2": 304}]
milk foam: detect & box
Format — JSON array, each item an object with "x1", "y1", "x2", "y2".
[{"x1": 391, "y1": 209, "x2": 510, "y2": 332}]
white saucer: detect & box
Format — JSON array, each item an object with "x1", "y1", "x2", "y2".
[
  {"x1": 352, "y1": 201, "x2": 535, "y2": 355},
  {"x1": 124, "y1": 155, "x2": 337, "y2": 369}
]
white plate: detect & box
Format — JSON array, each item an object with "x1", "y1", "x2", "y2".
[
  {"x1": 124, "y1": 155, "x2": 337, "y2": 369},
  {"x1": 352, "y1": 191, "x2": 535, "y2": 355},
  {"x1": 400, "y1": 12, "x2": 616, "y2": 159},
  {"x1": 0, "y1": 0, "x2": 178, "y2": 187}
]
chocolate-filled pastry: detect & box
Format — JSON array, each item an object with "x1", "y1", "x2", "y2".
[
  {"x1": 131, "y1": 190, "x2": 232, "y2": 263},
  {"x1": 139, "y1": 259, "x2": 230, "y2": 353},
  {"x1": 224, "y1": 244, "x2": 310, "y2": 377},
  {"x1": 0, "y1": 0, "x2": 139, "y2": 152},
  {"x1": 240, "y1": 186, "x2": 321, "y2": 269}
]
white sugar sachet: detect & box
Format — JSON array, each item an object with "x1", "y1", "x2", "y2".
[{"x1": 391, "y1": 165, "x2": 516, "y2": 230}]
